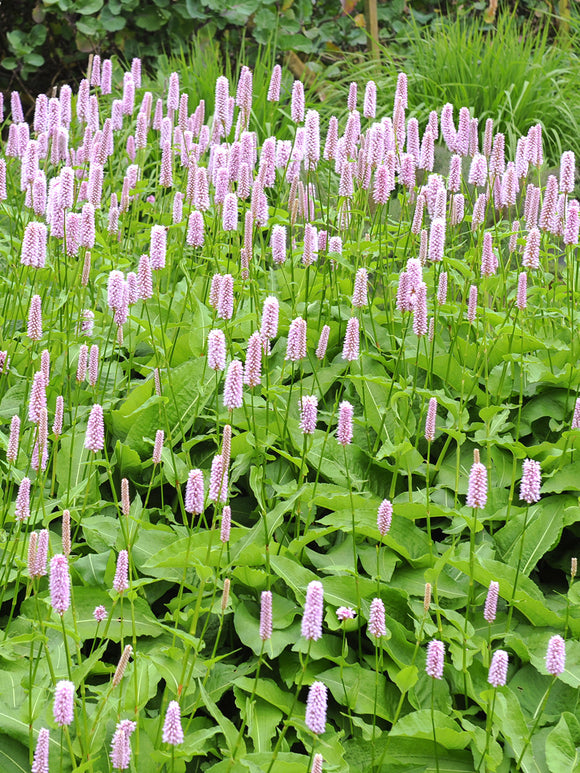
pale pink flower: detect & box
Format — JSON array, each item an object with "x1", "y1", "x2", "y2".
[
  {"x1": 342, "y1": 317, "x2": 359, "y2": 361},
  {"x1": 49, "y1": 555, "x2": 71, "y2": 616},
  {"x1": 28, "y1": 294, "x2": 43, "y2": 341},
  {"x1": 209, "y1": 453, "x2": 228, "y2": 503},
  {"x1": 220, "y1": 505, "x2": 232, "y2": 543},
  {"x1": 368, "y1": 598, "x2": 387, "y2": 638},
  {"x1": 337, "y1": 401, "x2": 354, "y2": 446},
  {"x1": 285, "y1": 317, "x2": 307, "y2": 362},
  {"x1": 545, "y1": 635, "x2": 566, "y2": 676},
  {"x1": 15, "y1": 477, "x2": 31, "y2": 521},
  {"x1": 185, "y1": 469, "x2": 204, "y2": 514},
  {"x1": 207, "y1": 329, "x2": 227, "y2": 371},
  {"x1": 336, "y1": 606, "x2": 356, "y2": 621},
  {"x1": 299, "y1": 395, "x2": 318, "y2": 435},
  {"x1": 305, "y1": 681, "x2": 327, "y2": 735},
  {"x1": 31, "y1": 728, "x2": 50, "y2": 773},
  {"x1": 377, "y1": 499, "x2": 392, "y2": 536},
  {"x1": 519, "y1": 458, "x2": 541, "y2": 504},
  {"x1": 113, "y1": 549, "x2": 129, "y2": 593},
  {"x1": 302, "y1": 580, "x2": 323, "y2": 641},
  {"x1": 426, "y1": 639, "x2": 445, "y2": 679},
  {"x1": 85, "y1": 404, "x2": 105, "y2": 451},
  {"x1": 53, "y1": 680, "x2": 75, "y2": 726},
  {"x1": 488, "y1": 650, "x2": 508, "y2": 687},
  {"x1": 260, "y1": 590, "x2": 273, "y2": 640},
  {"x1": 316, "y1": 325, "x2": 330, "y2": 360},
  {"x1": 425, "y1": 397, "x2": 437, "y2": 442},
  {"x1": 466, "y1": 454, "x2": 487, "y2": 509},
  {"x1": 162, "y1": 701, "x2": 184, "y2": 745},
  {"x1": 484, "y1": 580, "x2": 499, "y2": 623},
  {"x1": 223, "y1": 360, "x2": 243, "y2": 410}
]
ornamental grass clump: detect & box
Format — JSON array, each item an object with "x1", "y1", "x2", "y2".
[{"x1": 1, "y1": 46, "x2": 580, "y2": 772}]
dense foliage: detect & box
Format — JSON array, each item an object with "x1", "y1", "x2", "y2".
[{"x1": 1, "y1": 45, "x2": 580, "y2": 773}]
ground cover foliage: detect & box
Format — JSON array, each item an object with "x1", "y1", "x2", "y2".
[{"x1": 0, "y1": 46, "x2": 580, "y2": 773}]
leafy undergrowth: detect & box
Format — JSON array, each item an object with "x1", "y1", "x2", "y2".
[{"x1": 0, "y1": 52, "x2": 579, "y2": 773}]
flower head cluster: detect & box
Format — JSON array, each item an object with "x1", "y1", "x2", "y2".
[
  {"x1": 305, "y1": 681, "x2": 327, "y2": 735},
  {"x1": 162, "y1": 700, "x2": 184, "y2": 745},
  {"x1": 425, "y1": 639, "x2": 445, "y2": 679},
  {"x1": 466, "y1": 451, "x2": 487, "y2": 509},
  {"x1": 301, "y1": 580, "x2": 323, "y2": 641},
  {"x1": 519, "y1": 458, "x2": 541, "y2": 504},
  {"x1": 488, "y1": 650, "x2": 509, "y2": 687}
]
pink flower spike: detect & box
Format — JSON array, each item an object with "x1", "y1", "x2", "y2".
[
  {"x1": 302, "y1": 580, "x2": 323, "y2": 641},
  {"x1": 50, "y1": 554, "x2": 71, "y2": 615},
  {"x1": 184, "y1": 469, "x2": 204, "y2": 515},
  {"x1": 93, "y1": 605, "x2": 107, "y2": 622},
  {"x1": 28, "y1": 294, "x2": 43, "y2": 341},
  {"x1": 162, "y1": 700, "x2": 184, "y2": 745},
  {"x1": 426, "y1": 639, "x2": 445, "y2": 679},
  {"x1": 110, "y1": 718, "x2": 136, "y2": 770},
  {"x1": 545, "y1": 635, "x2": 566, "y2": 676},
  {"x1": 488, "y1": 650, "x2": 509, "y2": 687},
  {"x1": 377, "y1": 499, "x2": 393, "y2": 536},
  {"x1": 425, "y1": 397, "x2": 437, "y2": 442},
  {"x1": 150, "y1": 224, "x2": 167, "y2": 270},
  {"x1": 220, "y1": 505, "x2": 232, "y2": 543},
  {"x1": 85, "y1": 404, "x2": 105, "y2": 452},
  {"x1": 223, "y1": 360, "x2": 243, "y2": 410},
  {"x1": 261, "y1": 296, "x2": 279, "y2": 340},
  {"x1": 363, "y1": 80, "x2": 377, "y2": 119},
  {"x1": 244, "y1": 332, "x2": 262, "y2": 387},
  {"x1": 316, "y1": 325, "x2": 330, "y2": 360},
  {"x1": 305, "y1": 681, "x2": 327, "y2": 735},
  {"x1": 267, "y1": 64, "x2": 281, "y2": 102},
  {"x1": 207, "y1": 329, "x2": 227, "y2": 371},
  {"x1": 368, "y1": 597, "x2": 387, "y2": 638},
  {"x1": 209, "y1": 454, "x2": 228, "y2": 503},
  {"x1": 285, "y1": 317, "x2": 307, "y2": 362},
  {"x1": 519, "y1": 458, "x2": 541, "y2": 504},
  {"x1": 341, "y1": 317, "x2": 359, "y2": 361},
  {"x1": 572, "y1": 398, "x2": 580, "y2": 430},
  {"x1": 152, "y1": 429, "x2": 164, "y2": 465},
  {"x1": 29, "y1": 370, "x2": 47, "y2": 423},
  {"x1": 53, "y1": 395, "x2": 64, "y2": 437},
  {"x1": 31, "y1": 727, "x2": 50, "y2": 773},
  {"x1": 53, "y1": 680, "x2": 75, "y2": 726},
  {"x1": 15, "y1": 477, "x2": 31, "y2": 521},
  {"x1": 466, "y1": 451, "x2": 487, "y2": 509},
  {"x1": 311, "y1": 753, "x2": 323, "y2": 773},
  {"x1": 260, "y1": 590, "x2": 273, "y2": 640},
  {"x1": 217, "y1": 274, "x2": 234, "y2": 320},
  {"x1": 299, "y1": 395, "x2": 318, "y2": 435},
  {"x1": 291, "y1": 80, "x2": 305, "y2": 123},
  {"x1": 516, "y1": 272, "x2": 527, "y2": 310},
  {"x1": 484, "y1": 580, "x2": 499, "y2": 623},
  {"x1": 113, "y1": 549, "x2": 129, "y2": 593},
  {"x1": 467, "y1": 285, "x2": 478, "y2": 323},
  {"x1": 352, "y1": 268, "x2": 368, "y2": 308},
  {"x1": 337, "y1": 401, "x2": 354, "y2": 446},
  {"x1": 7, "y1": 415, "x2": 20, "y2": 463}
]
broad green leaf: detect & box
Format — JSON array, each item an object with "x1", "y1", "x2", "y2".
[{"x1": 545, "y1": 713, "x2": 580, "y2": 773}]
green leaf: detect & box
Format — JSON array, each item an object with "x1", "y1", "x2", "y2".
[
  {"x1": 545, "y1": 713, "x2": 580, "y2": 773},
  {"x1": 390, "y1": 710, "x2": 470, "y2": 749},
  {"x1": 75, "y1": 0, "x2": 104, "y2": 13},
  {"x1": 393, "y1": 665, "x2": 418, "y2": 693},
  {"x1": 493, "y1": 496, "x2": 565, "y2": 573},
  {"x1": 198, "y1": 681, "x2": 243, "y2": 755},
  {"x1": 321, "y1": 663, "x2": 397, "y2": 722}
]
